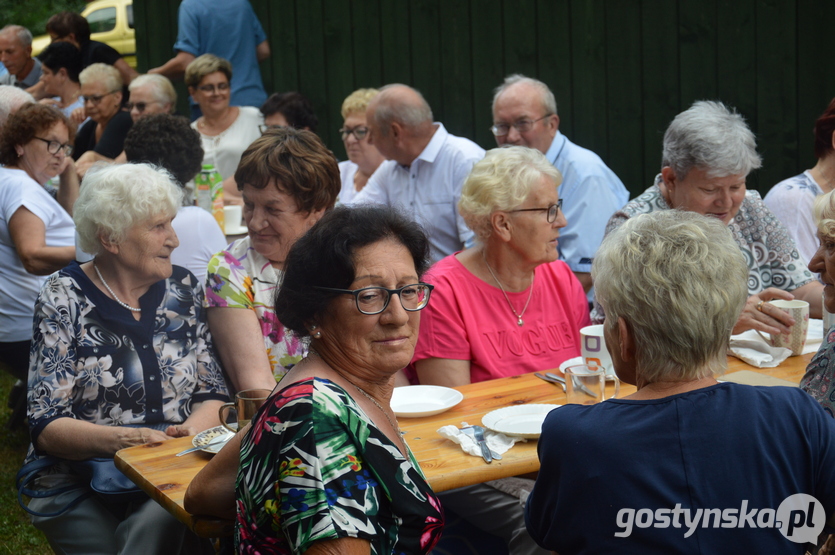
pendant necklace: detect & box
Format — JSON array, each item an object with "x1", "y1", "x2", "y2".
[
  {"x1": 483, "y1": 251, "x2": 534, "y2": 326},
  {"x1": 94, "y1": 262, "x2": 142, "y2": 312}
]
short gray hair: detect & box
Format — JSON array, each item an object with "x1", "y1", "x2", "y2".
[
  {"x1": 662, "y1": 100, "x2": 762, "y2": 180},
  {"x1": 492, "y1": 74, "x2": 557, "y2": 116},
  {"x1": 0, "y1": 85, "x2": 34, "y2": 128},
  {"x1": 592, "y1": 210, "x2": 748, "y2": 383},
  {"x1": 0, "y1": 25, "x2": 33, "y2": 47},
  {"x1": 371, "y1": 84, "x2": 433, "y2": 135},
  {"x1": 79, "y1": 63, "x2": 122, "y2": 92},
  {"x1": 459, "y1": 146, "x2": 561, "y2": 242},
  {"x1": 129, "y1": 74, "x2": 177, "y2": 107},
  {"x1": 74, "y1": 163, "x2": 182, "y2": 255}
]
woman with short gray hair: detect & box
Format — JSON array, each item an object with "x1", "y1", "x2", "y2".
[
  {"x1": 24, "y1": 163, "x2": 227, "y2": 553},
  {"x1": 527, "y1": 210, "x2": 835, "y2": 553},
  {"x1": 594, "y1": 100, "x2": 822, "y2": 336}
]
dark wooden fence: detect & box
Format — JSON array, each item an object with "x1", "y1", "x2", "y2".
[{"x1": 134, "y1": 0, "x2": 835, "y2": 197}]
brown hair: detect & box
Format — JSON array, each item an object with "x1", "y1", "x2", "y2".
[
  {"x1": 814, "y1": 97, "x2": 835, "y2": 159},
  {"x1": 234, "y1": 127, "x2": 340, "y2": 213},
  {"x1": 0, "y1": 103, "x2": 74, "y2": 166}
]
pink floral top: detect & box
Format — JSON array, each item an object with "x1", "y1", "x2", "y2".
[{"x1": 205, "y1": 237, "x2": 307, "y2": 381}]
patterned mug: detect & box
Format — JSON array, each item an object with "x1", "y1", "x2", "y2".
[{"x1": 760, "y1": 299, "x2": 810, "y2": 356}]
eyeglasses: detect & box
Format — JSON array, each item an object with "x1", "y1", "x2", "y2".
[
  {"x1": 84, "y1": 90, "x2": 120, "y2": 105},
  {"x1": 508, "y1": 199, "x2": 564, "y2": 223},
  {"x1": 197, "y1": 82, "x2": 230, "y2": 93},
  {"x1": 33, "y1": 137, "x2": 73, "y2": 157},
  {"x1": 313, "y1": 283, "x2": 434, "y2": 315},
  {"x1": 125, "y1": 101, "x2": 160, "y2": 112},
  {"x1": 339, "y1": 126, "x2": 369, "y2": 141},
  {"x1": 258, "y1": 124, "x2": 284, "y2": 134},
  {"x1": 490, "y1": 114, "x2": 553, "y2": 137}
]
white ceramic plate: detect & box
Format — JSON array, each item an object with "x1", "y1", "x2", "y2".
[
  {"x1": 390, "y1": 385, "x2": 463, "y2": 418},
  {"x1": 224, "y1": 224, "x2": 248, "y2": 236},
  {"x1": 481, "y1": 404, "x2": 561, "y2": 439},
  {"x1": 192, "y1": 425, "x2": 235, "y2": 454}
]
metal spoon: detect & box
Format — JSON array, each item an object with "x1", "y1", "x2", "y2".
[{"x1": 534, "y1": 372, "x2": 565, "y2": 391}]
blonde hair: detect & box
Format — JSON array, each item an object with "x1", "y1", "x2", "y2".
[
  {"x1": 75, "y1": 163, "x2": 182, "y2": 255},
  {"x1": 341, "y1": 88, "x2": 379, "y2": 119},
  {"x1": 184, "y1": 54, "x2": 232, "y2": 88},
  {"x1": 79, "y1": 63, "x2": 122, "y2": 92},
  {"x1": 815, "y1": 189, "x2": 835, "y2": 239},
  {"x1": 592, "y1": 210, "x2": 748, "y2": 383},
  {"x1": 458, "y1": 146, "x2": 561, "y2": 242}
]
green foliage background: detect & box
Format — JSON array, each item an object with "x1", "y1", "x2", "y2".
[{"x1": 0, "y1": 0, "x2": 87, "y2": 36}]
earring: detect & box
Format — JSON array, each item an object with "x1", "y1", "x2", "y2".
[{"x1": 310, "y1": 325, "x2": 322, "y2": 339}]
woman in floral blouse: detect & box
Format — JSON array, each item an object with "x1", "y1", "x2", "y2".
[
  {"x1": 205, "y1": 127, "x2": 340, "y2": 393},
  {"x1": 187, "y1": 205, "x2": 444, "y2": 554},
  {"x1": 25, "y1": 163, "x2": 228, "y2": 554}
]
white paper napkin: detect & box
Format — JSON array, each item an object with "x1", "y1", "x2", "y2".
[
  {"x1": 728, "y1": 319, "x2": 823, "y2": 367},
  {"x1": 437, "y1": 422, "x2": 525, "y2": 458}
]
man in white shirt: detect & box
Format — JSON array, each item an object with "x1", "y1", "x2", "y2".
[
  {"x1": 352, "y1": 84, "x2": 484, "y2": 262},
  {"x1": 492, "y1": 74, "x2": 628, "y2": 299}
]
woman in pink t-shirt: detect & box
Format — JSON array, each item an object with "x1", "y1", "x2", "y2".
[{"x1": 412, "y1": 145, "x2": 591, "y2": 386}]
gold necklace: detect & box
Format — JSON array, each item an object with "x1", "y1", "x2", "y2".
[{"x1": 482, "y1": 250, "x2": 534, "y2": 326}]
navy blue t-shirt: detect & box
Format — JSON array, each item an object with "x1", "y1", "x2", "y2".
[{"x1": 525, "y1": 383, "x2": 835, "y2": 554}]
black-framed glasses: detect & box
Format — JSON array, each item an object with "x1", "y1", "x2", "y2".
[
  {"x1": 84, "y1": 90, "x2": 120, "y2": 105},
  {"x1": 33, "y1": 137, "x2": 73, "y2": 157},
  {"x1": 490, "y1": 114, "x2": 553, "y2": 137},
  {"x1": 125, "y1": 100, "x2": 160, "y2": 112},
  {"x1": 258, "y1": 124, "x2": 284, "y2": 134},
  {"x1": 508, "y1": 199, "x2": 564, "y2": 223},
  {"x1": 339, "y1": 126, "x2": 369, "y2": 141},
  {"x1": 197, "y1": 82, "x2": 230, "y2": 93},
  {"x1": 314, "y1": 283, "x2": 434, "y2": 315}
]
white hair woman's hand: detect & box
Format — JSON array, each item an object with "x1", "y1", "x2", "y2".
[{"x1": 732, "y1": 287, "x2": 796, "y2": 336}]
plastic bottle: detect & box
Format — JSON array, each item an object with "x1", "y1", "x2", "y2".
[{"x1": 195, "y1": 164, "x2": 224, "y2": 231}]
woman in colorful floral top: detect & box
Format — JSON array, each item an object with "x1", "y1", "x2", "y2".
[
  {"x1": 25, "y1": 163, "x2": 228, "y2": 554},
  {"x1": 187, "y1": 205, "x2": 445, "y2": 554},
  {"x1": 205, "y1": 127, "x2": 340, "y2": 392}
]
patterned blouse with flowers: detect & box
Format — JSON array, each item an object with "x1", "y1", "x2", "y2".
[
  {"x1": 25, "y1": 262, "x2": 229, "y2": 467},
  {"x1": 205, "y1": 236, "x2": 307, "y2": 382},
  {"x1": 802, "y1": 325, "x2": 835, "y2": 417},
  {"x1": 235, "y1": 378, "x2": 444, "y2": 554}
]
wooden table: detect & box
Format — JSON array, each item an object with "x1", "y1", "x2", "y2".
[{"x1": 115, "y1": 353, "x2": 814, "y2": 537}]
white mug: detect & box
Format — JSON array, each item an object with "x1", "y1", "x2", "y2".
[
  {"x1": 223, "y1": 205, "x2": 243, "y2": 235},
  {"x1": 580, "y1": 324, "x2": 615, "y2": 378}
]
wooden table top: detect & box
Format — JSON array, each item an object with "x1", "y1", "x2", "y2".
[{"x1": 114, "y1": 353, "x2": 814, "y2": 537}]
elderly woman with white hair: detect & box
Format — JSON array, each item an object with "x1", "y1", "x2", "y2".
[
  {"x1": 527, "y1": 210, "x2": 835, "y2": 553},
  {"x1": 73, "y1": 63, "x2": 132, "y2": 176},
  {"x1": 412, "y1": 145, "x2": 590, "y2": 387},
  {"x1": 593, "y1": 100, "x2": 822, "y2": 335},
  {"x1": 22, "y1": 163, "x2": 227, "y2": 554},
  {"x1": 337, "y1": 87, "x2": 385, "y2": 203},
  {"x1": 802, "y1": 189, "x2": 835, "y2": 417},
  {"x1": 126, "y1": 74, "x2": 176, "y2": 120}
]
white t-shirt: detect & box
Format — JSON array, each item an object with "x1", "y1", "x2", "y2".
[
  {"x1": 337, "y1": 160, "x2": 360, "y2": 205},
  {"x1": 171, "y1": 206, "x2": 228, "y2": 284},
  {"x1": 192, "y1": 106, "x2": 263, "y2": 180},
  {"x1": 0, "y1": 167, "x2": 75, "y2": 342}
]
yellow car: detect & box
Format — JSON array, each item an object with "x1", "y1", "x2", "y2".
[{"x1": 32, "y1": 0, "x2": 136, "y2": 68}]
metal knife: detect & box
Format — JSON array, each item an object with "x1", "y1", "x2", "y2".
[
  {"x1": 535, "y1": 372, "x2": 566, "y2": 391},
  {"x1": 175, "y1": 434, "x2": 231, "y2": 457},
  {"x1": 548, "y1": 372, "x2": 598, "y2": 399},
  {"x1": 470, "y1": 425, "x2": 493, "y2": 463}
]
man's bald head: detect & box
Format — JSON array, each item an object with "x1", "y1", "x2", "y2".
[{"x1": 368, "y1": 84, "x2": 433, "y2": 135}]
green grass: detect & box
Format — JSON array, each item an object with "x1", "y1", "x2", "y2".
[{"x1": 0, "y1": 369, "x2": 51, "y2": 554}]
